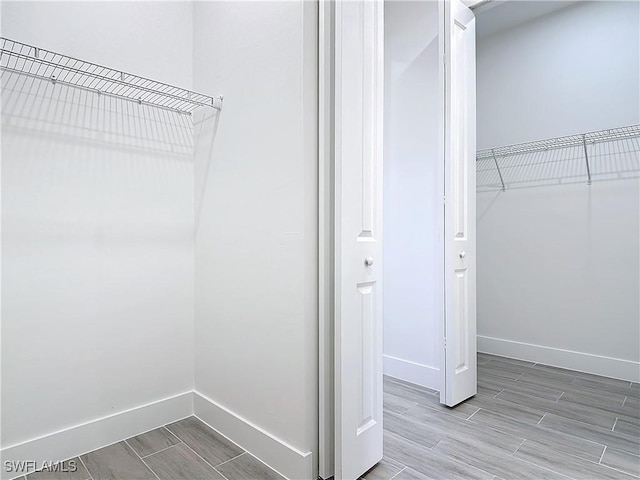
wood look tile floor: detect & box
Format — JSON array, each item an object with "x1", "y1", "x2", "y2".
[
  {"x1": 21, "y1": 354, "x2": 640, "y2": 480},
  {"x1": 365, "y1": 353, "x2": 640, "y2": 480},
  {"x1": 23, "y1": 417, "x2": 284, "y2": 480}
]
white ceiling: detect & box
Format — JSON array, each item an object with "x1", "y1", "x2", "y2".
[{"x1": 475, "y1": 0, "x2": 583, "y2": 38}]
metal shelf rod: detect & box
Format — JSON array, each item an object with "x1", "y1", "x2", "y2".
[
  {"x1": 582, "y1": 134, "x2": 592, "y2": 185},
  {"x1": 491, "y1": 148, "x2": 506, "y2": 192}
]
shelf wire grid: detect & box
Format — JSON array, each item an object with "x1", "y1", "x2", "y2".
[
  {"x1": 477, "y1": 125, "x2": 640, "y2": 191},
  {"x1": 0, "y1": 37, "x2": 221, "y2": 115}
]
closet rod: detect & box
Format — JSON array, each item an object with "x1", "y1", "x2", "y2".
[{"x1": 0, "y1": 37, "x2": 222, "y2": 115}]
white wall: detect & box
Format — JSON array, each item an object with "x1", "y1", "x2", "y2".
[
  {"x1": 0, "y1": 2, "x2": 193, "y2": 90},
  {"x1": 1, "y1": 1, "x2": 195, "y2": 469},
  {"x1": 383, "y1": 1, "x2": 442, "y2": 390},
  {"x1": 477, "y1": 1, "x2": 639, "y2": 149},
  {"x1": 192, "y1": 2, "x2": 318, "y2": 478},
  {"x1": 476, "y1": 1, "x2": 640, "y2": 380}
]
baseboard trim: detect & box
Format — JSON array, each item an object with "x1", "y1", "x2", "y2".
[
  {"x1": 0, "y1": 391, "x2": 193, "y2": 480},
  {"x1": 478, "y1": 335, "x2": 640, "y2": 382},
  {"x1": 193, "y1": 391, "x2": 312, "y2": 480},
  {"x1": 383, "y1": 354, "x2": 440, "y2": 391}
]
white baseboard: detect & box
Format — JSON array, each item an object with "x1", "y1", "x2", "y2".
[
  {"x1": 193, "y1": 391, "x2": 313, "y2": 480},
  {"x1": 383, "y1": 354, "x2": 440, "y2": 391},
  {"x1": 0, "y1": 391, "x2": 193, "y2": 480},
  {"x1": 478, "y1": 335, "x2": 640, "y2": 382}
]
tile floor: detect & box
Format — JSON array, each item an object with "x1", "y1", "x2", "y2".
[
  {"x1": 19, "y1": 353, "x2": 640, "y2": 480},
  {"x1": 364, "y1": 353, "x2": 640, "y2": 480},
  {"x1": 23, "y1": 416, "x2": 284, "y2": 480}
]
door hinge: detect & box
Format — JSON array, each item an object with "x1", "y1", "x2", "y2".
[
  {"x1": 443, "y1": 54, "x2": 447, "y2": 65},
  {"x1": 444, "y1": 338, "x2": 447, "y2": 348}
]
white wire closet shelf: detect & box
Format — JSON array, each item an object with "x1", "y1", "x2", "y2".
[
  {"x1": 0, "y1": 37, "x2": 222, "y2": 115},
  {"x1": 477, "y1": 125, "x2": 640, "y2": 192}
]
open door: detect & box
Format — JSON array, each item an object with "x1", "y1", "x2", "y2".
[
  {"x1": 441, "y1": 0, "x2": 477, "y2": 407},
  {"x1": 334, "y1": 0, "x2": 384, "y2": 478}
]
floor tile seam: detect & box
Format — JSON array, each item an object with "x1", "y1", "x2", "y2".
[
  {"x1": 450, "y1": 415, "x2": 526, "y2": 452},
  {"x1": 533, "y1": 422, "x2": 610, "y2": 454},
  {"x1": 556, "y1": 394, "x2": 629, "y2": 411},
  {"x1": 215, "y1": 451, "x2": 247, "y2": 468},
  {"x1": 514, "y1": 440, "x2": 640, "y2": 478},
  {"x1": 469, "y1": 398, "x2": 547, "y2": 423},
  {"x1": 76, "y1": 455, "x2": 94, "y2": 480},
  {"x1": 161, "y1": 424, "x2": 184, "y2": 444},
  {"x1": 164, "y1": 432, "x2": 232, "y2": 480},
  {"x1": 521, "y1": 438, "x2": 618, "y2": 468},
  {"x1": 512, "y1": 380, "x2": 609, "y2": 401},
  {"x1": 387, "y1": 466, "x2": 406, "y2": 480},
  {"x1": 536, "y1": 413, "x2": 547, "y2": 426},
  {"x1": 140, "y1": 441, "x2": 184, "y2": 459},
  {"x1": 598, "y1": 445, "x2": 607, "y2": 464},
  {"x1": 612, "y1": 418, "x2": 619, "y2": 432},
  {"x1": 510, "y1": 444, "x2": 593, "y2": 480},
  {"x1": 497, "y1": 395, "x2": 618, "y2": 430},
  {"x1": 162, "y1": 423, "x2": 189, "y2": 445},
  {"x1": 488, "y1": 447, "x2": 573, "y2": 480},
  {"x1": 384, "y1": 425, "x2": 442, "y2": 451},
  {"x1": 469, "y1": 401, "x2": 545, "y2": 426},
  {"x1": 597, "y1": 464, "x2": 640, "y2": 479},
  {"x1": 466, "y1": 408, "x2": 481, "y2": 421},
  {"x1": 124, "y1": 439, "x2": 161, "y2": 480},
  {"x1": 468, "y1": 410, "x2": 610, "y2": 462},
  {"x1": 541, "y1": 412, "x2": 640, "y2": 443},
  {"x1": 415, "y1": 439, "x2": 500, "y2": 480},
  {"x1": 512, "y1": 438, "x2": 526, "y2": 455}
]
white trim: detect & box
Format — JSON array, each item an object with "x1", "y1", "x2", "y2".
[
  {"x1": 193, "y1": 391, "x2": 313, "y2": 480},
  {"x1": 383, "y1": 355, "x2": 441, "y2": 391},
  {"x1": 318, "y1": 1, "x2": 335, "y2": 478},
  {"x1": 0, "y1": 391, "x2": 193, "y2": 480},
  {"x1": 478, "y1": 335, "x2": 640, "y2": 382}
]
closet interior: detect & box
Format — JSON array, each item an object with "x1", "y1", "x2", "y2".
[
  {"x1": 475, "y1": 0, "x2": 639, "y2": 380},
  {"x1": 1, "y1": 32, "x2": 222, "y2": 477}
]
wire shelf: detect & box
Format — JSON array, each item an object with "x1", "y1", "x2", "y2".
[
  {"x1": 0, "y1": 37, "x2": 222, "y2": 115},
  {"x1": 477, "y1": 125, "x2": 640, "y2": 191}
]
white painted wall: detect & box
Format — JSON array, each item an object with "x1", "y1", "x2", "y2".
[
  {"x1": 476, "y1": 1, "x2": 640, "y2": 380},
  {"x1": 1, "y1": 0, "x2": 195, "y2": 461},
  {"x1": 192, "y1": 2, "x2": 318, "y2": 478},
  {"x1": 383, "y1": 1, "x2": 442, "y2": 390},
  {"x1": 477, "y1": 1, "x2": 639, "y2": 149},
  {"x1": 0, "y1": 2, "x2": 193, "y2": 90}
]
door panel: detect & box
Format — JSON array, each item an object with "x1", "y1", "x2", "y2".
[
  {"x1": 334, "y1": 0, "x2": 384, "y2": 478},
  {"x1": 442, "y1": 0, "x2": 477, "y2": 407}
]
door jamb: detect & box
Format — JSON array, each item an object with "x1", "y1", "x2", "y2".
[{"x1": 318, "y1": 0, "x2": 335, "y2": 477}]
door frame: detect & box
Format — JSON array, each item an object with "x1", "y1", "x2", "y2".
[
  {"x1": 318, "y1": 0, "x2": 475, "y2": 476},
  {"x1": 318, "y1": 1, "x2": 383, "y2": 476},
  {"x1": 318, "y1": 0, "x2": 335, "y2": 477},
  {"x1": 317, "y1": 0, "x2": 437, "y2": 477}
]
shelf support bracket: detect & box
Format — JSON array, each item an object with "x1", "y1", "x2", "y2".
[
  {"x1": 491, "y1": 149, "x2": 506, "y2": 191},
  {"x1": 582, "y1": 134, "x2": 592, "y2": 185}
]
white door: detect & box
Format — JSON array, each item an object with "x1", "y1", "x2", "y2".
[
  {"x1": 334, "y1": 0, "x2": 384, "y2": 478},
  {"x1": 442, "y1": 0, "x2": 477, "y2": 407}
]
